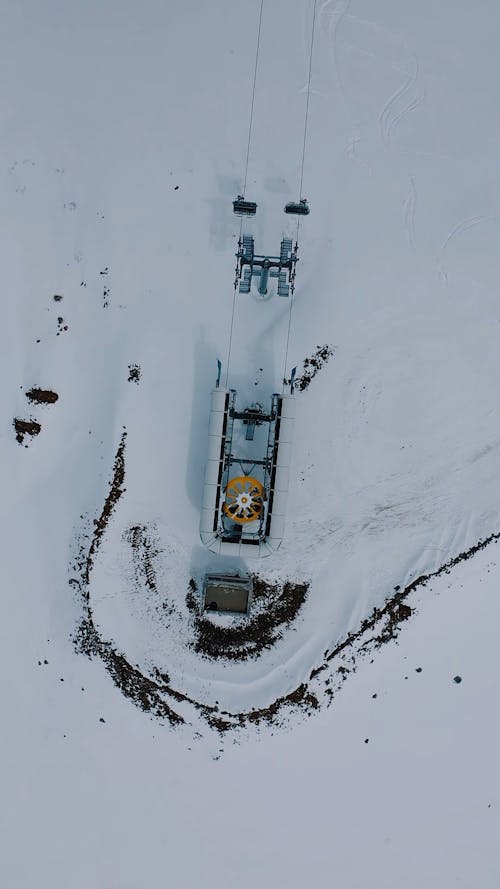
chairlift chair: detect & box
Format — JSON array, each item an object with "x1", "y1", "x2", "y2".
[
  {"x1": 233, "y1": 195, "x2": 257, "y2": 216},
  {"x1": 284, "y1": 198, "x2": 310, "y2": 216}
]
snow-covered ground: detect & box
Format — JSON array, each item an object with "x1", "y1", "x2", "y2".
[
  {"x1": 2, "y1": 512, "x2": 500, "y2": 888},
  {"x1": 1, "y1": 0, "x2": 500, "y2": 885}
]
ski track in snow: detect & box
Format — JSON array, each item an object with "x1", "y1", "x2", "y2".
[
  {"x1": 320, "y1": 0, "x2": 352, "y2": 101},
  {"x1": 441, "y1": 213, "x2": 496, "y2": 252},
  {"x1": 438, "y1": 212, "x2": 500, "y2": 282},
  {"x1": 378, "y1": 54, "x2": 419, "y2": 148},
  {"x1": 385, "y1": 87, "x2": 425, "y2": 147},
  {"x1": 402, "y1": 175, "x2": 417, "y2": 247}
]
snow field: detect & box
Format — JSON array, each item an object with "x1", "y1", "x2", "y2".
[{"x1": 1, "y1": 0, "x2": 500, "y2": 885}]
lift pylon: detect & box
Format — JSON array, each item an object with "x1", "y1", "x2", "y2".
[{"x1": 235, "y1": 235, "x2": 298, "y2": 297}]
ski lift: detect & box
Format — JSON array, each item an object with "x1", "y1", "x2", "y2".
[
  {"x1": 233, "y1": 195, "x2": 257, "y2": 216},
  {"x1": 284, "y1": 199, "x2": 310, "y2": 216}
]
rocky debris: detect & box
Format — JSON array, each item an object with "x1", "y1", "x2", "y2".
[
  {"x1": 75, "y1": 436, "x2": 194, "y2": 726},
  {"x1": 213, "y1": 682, "x2": 319, "y2": 733},
  {"x1": 370, "y1": 601, "x2": 413, "y2": 647},
  {"x1": 154, "y1": 668, "x2": 171, "y2": 685},
  {"x1": 127, "y1": 364, "x2": 141, "y2": 384},
  {"x1": 53, "y1": 293, "x2": 63, "y2": 302},
  {"x1": 56, "y1": 316, "x2": 68, "y2": 335},
  {"x1": 453, "y1": 675, "x2": 462, "y2": 684},
  {"x1": 124, "y1": 524, "x2": 159, "y2": 593},
  {"x1": 75, "y1": 617, "x2": 185, "y2": 727},
  {"x1": 84, "y1": 432, "x2": 127, "y2": 585},
  {"x1": 309, "y1": 531, "x2": 500, "y2": 704},
  {"x1": 13, "y1": 418, "x2": 41, "y2": 444},
  {"x1": 292, "y1": 344, "x2": 334, "y2": 392},
  {"x1": 186, "y1": 578, "x2": 198, "y2": 613},
  {"x1": 25, "y1": 387, "x2": 59, "y2": 405}
]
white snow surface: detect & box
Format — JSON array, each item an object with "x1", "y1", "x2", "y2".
[{"x1": 1, "y1": 0, "x2": 500, "y2": 885}]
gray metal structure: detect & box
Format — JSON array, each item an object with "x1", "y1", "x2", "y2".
[
  {"x1": 233, "y1": 195, "x2": 257, "y2": 217},
  {"x1": 284, "y1": 198, "x2": 310, "y2": 216},
  {"x1": 199, "y1": 385, "x2": 295, "y2": 557},
  {"x1": 235, "y1": 235, "x2": 298, "y2": 297}
]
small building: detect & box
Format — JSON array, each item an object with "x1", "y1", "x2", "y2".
[{"x1": 203, "y1": 573, "x2": 253, "y2": 615}]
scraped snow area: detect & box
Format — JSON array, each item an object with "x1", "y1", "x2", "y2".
[{"x1": 1, "y1": 0, "x2": 500, "y2": 886}]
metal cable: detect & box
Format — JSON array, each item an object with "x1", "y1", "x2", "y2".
[
  {"x1": 225, "y1": 0, "x2": 265, "y2": 387},
  {"x1": 282, "y1": 0, "x2": 318, "y2": 391},
  {"x1": 224, "y1": 286, "x2": 238, "y2": 387},
  {"x1": 243, "y1": 0, "x2": 265, "y2": 195},
  {"x1": 299, "y1": 0, "x2": 318, "y2": 199}
]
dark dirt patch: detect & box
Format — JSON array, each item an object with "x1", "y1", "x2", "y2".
[
  {"x1": 243, "y1": 683, "x2": 319, "y2": 726},
  {"x1": 128, "y1": 364, "x2": 141, "y2": 384},
  {"x1": 308, "y1": 529, "x2": 500, "y2": 688},
  {"x1": 211, "y1": 682, "x2": 320, "y2": 733},
  {"x1": 123, "y1": 524, "x2": 158, "y2": 593},
  {"x1": 75, "y1": 438, "x2": 216, "y2": 726},
  {"x1": 53, "y1": 293, "x2": 63, "y2": 302},
  {"x1": 154, "y1": 668, "x2": 171, "y2": 685},
  {"x1": 13, "y1": 418, "x2": 41, "y2": 444},
  {"x1": 75, "y1": 617, "x2": 184, "y2": 726},
  {"x1": 191, "y1": 576, "x2": 308, "y2": 661},
  {"x1": 361, "y1": 600, "x2": 413, "y2": 648},
  {"x1": 84, "y1": 432, "x2": 127, "y2": 585},
  {"x1": 186, "y1": 578, "x2": 199, "y2": 613},
  {"x1": 292, "y1": 344, "x2": 334, "y2": 392},
  {"x1": 25, "y1": 387, "x2": 59, "y2": 405}
]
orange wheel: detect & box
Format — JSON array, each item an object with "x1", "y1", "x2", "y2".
[{"x1": 223, "y1": 475, "x2": 264, "y2": 524}]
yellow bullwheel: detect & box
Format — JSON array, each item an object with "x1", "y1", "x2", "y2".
[{"x1": 223, "y1": 476, "x2": 265, "y2": 524}]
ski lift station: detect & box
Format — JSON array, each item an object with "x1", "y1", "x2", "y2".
[
  {"x1": 198, "y1": 0, "x2": 315, "y2": 613},
  {"x1": 198, "y1": 193, "x2": 308, "y2": 612},
  {"x1": 200, "y1": 385, "x2": 295, "y2": 557}
]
